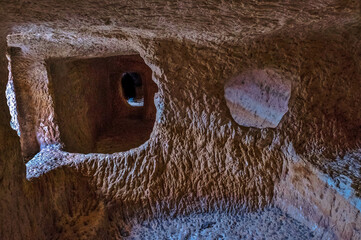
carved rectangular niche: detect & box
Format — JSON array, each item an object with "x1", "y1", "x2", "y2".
[{"x1": 48, "y1": 55, "x2": 158, "y2": 154}]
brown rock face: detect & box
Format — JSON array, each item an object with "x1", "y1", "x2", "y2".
[{"x1": 0, "y1": 0, "x2": 360, "y2": 239}]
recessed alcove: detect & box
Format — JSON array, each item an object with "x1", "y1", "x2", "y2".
[
  {"x1": 47, "y1": 55, "x2": 158, "y2": 154},
  {"x1": 224, "y1": 69, "x2": 291, "y2": 129},
  {"x1": 121, "y1": 72, "x2": 144, "y2": 106}
]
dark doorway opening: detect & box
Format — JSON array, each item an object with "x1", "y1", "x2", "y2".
[{"x1": 121, "y1": 72, "x2": 144, "y2": 106}]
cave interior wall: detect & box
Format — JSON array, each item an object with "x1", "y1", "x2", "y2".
[{"x1": 0, "y1": 0, "x2": 360, "y2": 239}]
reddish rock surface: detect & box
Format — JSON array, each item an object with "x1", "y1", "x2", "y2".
[
  {"x1": 46, "y1": 55, "x2": 157, "y2": 154},
  {"x1": 0, "y1": 1, "x2": 360, "y2": 239}
]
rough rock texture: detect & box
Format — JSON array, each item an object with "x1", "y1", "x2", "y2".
[
  {"x1": 275, "y1": 159, "x2": 361, "y2": 240},
  {"x1": 5, "y1": 52, "x2": 21, "y2": 136},
  {"x1": 0, "y1": 1, "x2": 360, "y2": 239},
  {"x1": 125, "y1": 207, "x2": 317, "y2": 240}
]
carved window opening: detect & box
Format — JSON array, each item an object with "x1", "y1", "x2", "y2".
[{"x1": 48, "y1": 55, "x2": 158, "y2": 154}]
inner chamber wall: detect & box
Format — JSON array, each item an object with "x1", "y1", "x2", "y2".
[{"x1": 47, "y1": 55, "x2": 158, "y2": 154}]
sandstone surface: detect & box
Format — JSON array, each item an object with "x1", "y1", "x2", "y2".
[{"x1": 0, "y1": 1, "x2": 360, "y2": 239}]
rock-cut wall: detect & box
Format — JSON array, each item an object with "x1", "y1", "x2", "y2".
[{"x1": 0, "y1": 0, "x2": 360, "y2": 239}]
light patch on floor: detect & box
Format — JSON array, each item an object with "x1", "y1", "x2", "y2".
[{"x1": 125, "y1": 207, "x2": 317, "y2": 240}]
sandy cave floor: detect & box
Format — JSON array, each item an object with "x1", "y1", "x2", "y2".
[{"x1": 124, "y1": 207, "x2": 317, "y2": 240}]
